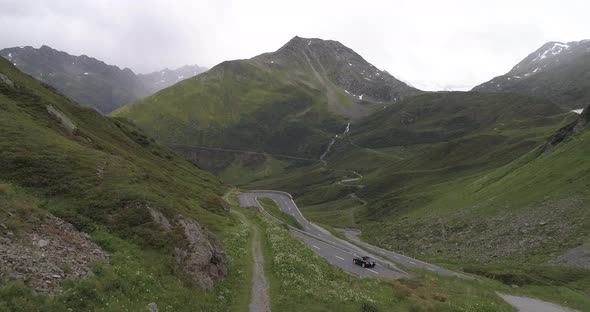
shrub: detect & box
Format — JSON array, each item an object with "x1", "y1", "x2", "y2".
[{"x1": 360, "y1": 302, "x2": 380, "y2": 312}]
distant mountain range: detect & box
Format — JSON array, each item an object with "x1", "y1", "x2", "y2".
[
  {"x1": 0, "y1": 45, "x2": 207, "y2": 113},
  {"x1": 473, "y1": 39, "x2": 590, "y2": 109}
]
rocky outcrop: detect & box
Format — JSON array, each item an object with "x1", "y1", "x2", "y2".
[
  {"x1": 46, "y1": 105, "x2": 77, "y2": 134},
  {"x1": 541, "y1": 104, "x2": 590, "y2": 153},
  {"x1": 146, "y1": 205, "x2": 228, "y2": 288},
  {"x1": 174, "y1": 216, "x2": 228, "y2": 289},
  {"x1": 0, "y1": 73, "x2": 14, "y2": 88},
  {"x1": 0, "y1": 213, "x2": 109, "y2": 293}
]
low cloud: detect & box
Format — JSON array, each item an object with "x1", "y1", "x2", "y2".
[{"x1": 1, "y1": 0, "x2": 588, "y2": 90}]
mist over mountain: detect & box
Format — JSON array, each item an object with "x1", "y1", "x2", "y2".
[
  {"x1": 114, "y1": 36, "x2": 423, "y2": 169},
  {"x1": 0, "y1": 45, "x2": 207, "y2": 113},
  {"x1": 473, "y1": 39, "x2": 590, "y2": 109}
]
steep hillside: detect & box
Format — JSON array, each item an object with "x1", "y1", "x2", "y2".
[
  {"x1": 473, "y1": 39, "x2": 590, "y2": 110},
  {"x1": 352, "y1": 92, "x2": 564, "y2": 148},
  {"x1": 0, "y1": 57, "x2": 251, "y2": 310},
  {"x1": 114, "y1": 36, "x2": 422, "y2": 167},
  {"x1": 0, "y1": 45, "x2": 206, "y2": 113}
]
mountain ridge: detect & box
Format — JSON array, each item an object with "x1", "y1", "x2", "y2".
[
  {"x1": 0, "y1": 45, "x2": 207, "y2": 113},
  {"x1": 473, "y1": 39, "x2": 590, "y2": 109},
  {"x1": 114, "y1": 36, "x2": 424, "y2": 174}
]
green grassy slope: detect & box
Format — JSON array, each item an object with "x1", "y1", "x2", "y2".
[
  {"x1": 241, "y1": 92, "x2": 584, "y2": 264},
  {"x1": 0, "y1": 56, "x2": 226, "y2": 235},
  {"x1": 0, "y1": 58, "x2": 255, "y2": 310},
  {"x1": 115, "y1": 58, "x2": 344, "y2": 157},
  {"x1": 113, "y1": 37, "x2": 422, "y2": 171},
  {"x1": 0, "y1": 185, "x2": 253, "y2": 312}
]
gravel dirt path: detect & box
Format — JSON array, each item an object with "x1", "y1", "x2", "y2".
[{"x1": 232, "y1": 209, "x2": 271, "y2": 312}]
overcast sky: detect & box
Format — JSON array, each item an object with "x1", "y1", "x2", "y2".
[{"x1": 1, "y1": 0, "x2": 589, "y2": 90}]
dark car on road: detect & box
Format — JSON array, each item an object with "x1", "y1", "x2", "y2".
[{"x1": 353, "y1": 256, "x2": 376, "y2": 268}]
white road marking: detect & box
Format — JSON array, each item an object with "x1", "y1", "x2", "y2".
[
  {"x1": 335, "y1": 255, "x2": 345, "y2": 260},
  {"x1": 427, "y1": 268, "x2": 435, "y2": 271},
  {"x1": 367, "y1": 269, "x2": 379, "y2": 274},
  {"x1": 312, "y1": 245, "x2": 321, "y2": 250},
  {"x1": 409, "y1": 261, "x2": 416, "y2": 265}
]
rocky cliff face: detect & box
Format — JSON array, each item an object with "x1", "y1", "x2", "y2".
[
  {"x1": 0, "y1": 45, "x2": 206, "y2": 113},
  {"x1": 542, "y1": 103, "x2": 590, "y2": 153},
  {"x1": 175, "y1": 217, "x2": 227, "y2": 288}
]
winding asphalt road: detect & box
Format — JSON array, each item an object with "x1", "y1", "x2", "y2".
[
  {"x1": 238, "y1": 191, "x2": 408, "y2": 278},
  {"x1": 238, "y1": 190, "x2": 471, "y2": 279},
  {"x1": 238, "y1": 191, "x2": 580, "y2": 311},
  {"x1": 340, "y1": 229, "x2": 469, "y2": 279}
]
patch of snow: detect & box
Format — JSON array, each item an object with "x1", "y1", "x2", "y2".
[
  {"x1": 507, "y1": 77, "x2": 511, "y2": 80},
  {"x1": 375, "y1": 72, "x2": 381, "y2": 76},
  {"x1": 308, "y1": 41, "x2": 311, "y2": 46},
  {"x1": 572, "y1": 109, "x2": 584, "y2": 114},
  {"x1": 532, "y1": 42, "x2": 570, "y2": 62},
  {"x1": 18, "y1": 46, "x2": 24, "y2": 48},
  {"x1": 364, "y1": 77, "x2": 372, "y2": 81},
  {"x1": 348, "y1": 62, "x2": 352, "y2": 66},
  {"x1": 514, "y1": 76, "x2": 522, "y2": 79},
  {"x1": 159, "y1": 79, "x2": 165, "y2": 83},
  {"x1": 524, "y1": 73, "x2": 532, "y2": 77},
  {"x1": 177, "y1": 75, "x2": 184, "y2": 79},
  {"x1": 496, "y1": 84, "x2": 501, "y2": 87},
  {"x1": 344, "y1": 90, "x2": 351, "y2": 95},
  {"x1": 13, "y1": 63, "x2": 16, "y2": 66},
  {"x1": 533, "y1": 67, "x2": 540, "y2": 73},
  {"x1": 270, "y1": 60, "x2": 274, "y2": 64},
  {"x1": 359, "y1": 94, "x2": 364, "y2": 100},
  {"x1": 83, "y1": 72, "x2": 89, "y2": 75},
  {"x1": 7, "y1": 53, "x2": 12, "y2": 59}
]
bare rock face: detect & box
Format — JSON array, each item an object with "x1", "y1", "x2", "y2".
[
  {"x1": 147, "y1": 206, "x2": 227, "y2": 288},
  {"x1": 174, "y1": 216, "x2": 228, "y2": 289},
  {"x1": 542, "y1": 103, "x2": 590, "y2": 153},
  {"x1": 0, "y1": 213, "x2": 109, "y2": 293},
  {"x1": 0, "y1": 73, "x2": 14, "y2": 88}
]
